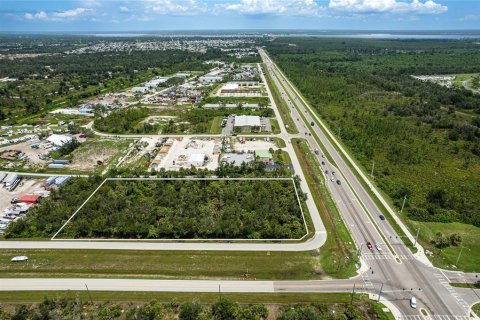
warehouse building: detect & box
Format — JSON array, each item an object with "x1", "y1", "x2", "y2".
[
  {"x1": 233, "y1": 115, "x2": 262, "y2": 132},
  {"x1": 46, "y1": 134, "x2": 72, "y2": 147}
]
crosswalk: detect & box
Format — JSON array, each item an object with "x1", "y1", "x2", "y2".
[
  {"x1": 432, "y1": 273, "x2": 471, "y2": 313},
  {"x1": 402, "y1": 315, "x2": 470, "y2": 320},
  {"x1": 362, "y1": 253, "x2": 415, "y2": 261},
  {"x1": 360, "y1": 271, "x2": 375, "y2": 290}
]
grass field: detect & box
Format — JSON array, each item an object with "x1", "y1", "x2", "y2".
[
  {"x1": 473, "y1": 303, "x2": 480, "y2": 318},
  {"x1": 0, "y1": 249, "x2": 323, "y2": 280},
  {"x1": 293, "y1": 138, "x2": 358, "y2": 278},
  {"x1": 0, "y1": 291, "x2": 355, "y2": 304},
  {"x1": 209, "y1": 116, "x2": 224, "y2": 134},
  {"x1": 410, "y1": 221, "x2": 480, "y2": 272}
]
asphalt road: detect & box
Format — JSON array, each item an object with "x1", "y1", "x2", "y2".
[{"x1": 259, "y1": 48, "x2": 478, "y2": 319}]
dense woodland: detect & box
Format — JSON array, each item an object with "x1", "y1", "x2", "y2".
[
  {"x1": 0, "y1": 297, "x2": 388, "y2": 320},
  {"x1": 94, "y1": 107, "x2": 274, "y2": 134},
  {"x1": 267, "y1": 38, "x2": 480, "y2": 227},
  {"x1": 6, "y1": 177, "x2": 305, "y2": 240}
]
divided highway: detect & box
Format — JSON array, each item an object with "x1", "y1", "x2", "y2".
[{"x1": 260, "y1": 48, "x2": 478, "y2": 319}]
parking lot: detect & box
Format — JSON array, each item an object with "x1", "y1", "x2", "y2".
[{"x1": 233, "y1": 138, "x2": 277, "y2": 153}]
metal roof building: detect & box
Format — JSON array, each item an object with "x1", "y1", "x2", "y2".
[
  {"x1": 233, "y1": 115, "x2": 261, "y2": 128},
  {"x1": 46, "y1": 134, "x2": 72, "y2": 147}
]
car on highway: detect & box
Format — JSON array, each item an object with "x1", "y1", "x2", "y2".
[
  {"x1": 321, "y1": 161, "x2": 325, "y2": 165},
  {"x1": 330, "y1": 177, "x2": 335, "y2": 182},
  {"x1": 366, "y1": 242, "x2": 373, "y2": 251},
  {"x1": 336, "y1": 180, "x2": 341, "y2": 185},
  {"x1": 375, "y1": 244, "x2": 382, "y2": 251},
  {"x1": 379, "y1": 215, "x2": 385, "y2": 220},
  {"x1": 310, "y1": 121, "x2": 315, "y2": 126},
  {"x1": 314, "y1": 149, "x2": 320, "y2": 155}
]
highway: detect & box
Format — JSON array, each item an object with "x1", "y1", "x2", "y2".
[{"x1": 259, "y1": 48, "x2": 478, "y2": 319}]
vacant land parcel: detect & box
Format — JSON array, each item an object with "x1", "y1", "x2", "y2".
[{"x1": 55, "y1": 178, "x2": 307, "y2": 240}]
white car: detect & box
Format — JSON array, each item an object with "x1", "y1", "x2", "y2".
[
  {"x1": 375, "y1": 244, "x2": 382, "y2": 251},
  {"x1": 331, "y1": 177, "x2": 335, "y2": 182}
]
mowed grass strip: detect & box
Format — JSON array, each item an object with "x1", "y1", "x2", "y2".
[
  {"x1": 0, "y1": 291, "x2": 354, "y2": 304},
  {"x1": 292, "y1": 139, "x2": 357, "y2": 278},
  {"x1": 0, "y1": 249, "x2": 320, "y2": 280}
]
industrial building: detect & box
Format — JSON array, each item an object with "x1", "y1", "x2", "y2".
[
  {"x1": 220, "y1": 153, "x2": 254, "y2": 166},
  {"x1": 46, "y1": 134, "x2": 72, "y2": 147},
  {"x1": 233, "y1": 115, "x2": 262, "y2": 132}
]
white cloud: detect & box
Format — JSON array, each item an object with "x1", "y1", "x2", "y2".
[
  {"x1": 24, "y1": 7, "x2": 92, "y2": 21},
  {"x1": 220, "y1": 0, "x2": 322, "y2": 16},
  {"x1": 328, "y1": 0, "x2": 447, "y2": 14},
  {"x1": 119, "y1": 6, "x2": 130, "y2": 12},
  {"x1": 53, "y1": 8, "x2": 91, "y2": 18},
  {"x1": 24, "y1": 11, "x2": 48, "y2": 20},
  {"x1": 143, "y1": 0, "x2": 207, "y2": 15}
]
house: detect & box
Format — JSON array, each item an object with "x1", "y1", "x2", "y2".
[
  {"x1": 255, "y1": 149, "x2": 273, "y2": 164},
  {"x1": 46, "y1": 134, "x2": 72, "y2": 147},
  {"x1": 233, "y1": 115, "x2": 262, "y2": 132}
]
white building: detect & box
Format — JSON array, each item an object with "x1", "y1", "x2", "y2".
[
  {"x1": 145, "y1": 77, "x2": 170, "y2": 88},
  {"x1": 199, "y1": 75, "x2": 223, "y2": 84},
  {"x1": 46, "y1": 134, "x2": 72, "y2": 147},
  {"x1": 233, "y1": 115, "x2": 262, "y2": 132},
  {"x1": 188, "y1": 153, "x2": 205, "y2": 167},
  {"x1": 131, "y1": 86, "x2": 149, "y2": 93}
]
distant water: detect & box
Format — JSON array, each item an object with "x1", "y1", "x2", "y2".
[{"x1": 305, "y1": 33, "x2": 480, "y2": 39}]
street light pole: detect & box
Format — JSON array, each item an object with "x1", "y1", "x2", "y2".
[
  {"x1": 455, "y1": 246, "x2": 466, "y2": 266},
  {"x1": 414, "y1": 227, "x2": 420, "y2": 247},
  {"x1": 377, "y1": 282, "x2": 384, "y2": 302},
  {"x1": 400, "y1": 195, "x2": 407, "y2": 213}
]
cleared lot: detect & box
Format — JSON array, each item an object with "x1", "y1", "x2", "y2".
[{"x1": 159, "y1": 137, "x2": 221, "y2": 171}]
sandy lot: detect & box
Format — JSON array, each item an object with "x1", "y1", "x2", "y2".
[
  {"x1": 0, "y1": 140, "x2": 47, "y2": 165},
  {"x1": 69, "y1": 139, "x2": 130, "y2": 171},
  {"x1": 159, "y1": 137, "x2": 221, "y2": 171}
]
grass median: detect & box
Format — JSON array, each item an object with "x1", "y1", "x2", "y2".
[{"x1": 292, "y1": 138, "x2": 357, "y2": 278}]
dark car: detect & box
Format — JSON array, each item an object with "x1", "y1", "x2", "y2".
[
  {"x1": 336, "y1": 180, "x2": 341, "y2": 185},
  {"x1": 379, "y1": 215, "x2": 385, "y2": 221},
  {"x1": 310, "y1": 121, "x2": 315, "y2": 126}
]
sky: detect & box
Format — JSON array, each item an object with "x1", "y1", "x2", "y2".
[{"x1": 1, "y1": 0, "x2": 479, "y2": 32}]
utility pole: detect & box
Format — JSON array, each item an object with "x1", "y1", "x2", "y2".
[
  {"x1": 400, "y1": 195, "x2": 407, "y2": 213},
  {"x1": 414, "y1": 227, "x2": 420, "y2": 246},
  {"x1": 357, "y1": 243, "x2": 364, "y2": 257},
  {"x1": 350, "y1": 283, "x2": 356, "y2": 305},
  {"x1": 84, "y1": 283, "x2": 93, "y2": 304},
  {"x1": 455, "y1": 246, "x2": 466, "y2": 266},
  {"x1": 370, "y1": 161, "x2": 375, "y2": 178},
  {"x1": 377, "y1": 282, "x2": 384, "y2": 302}
]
